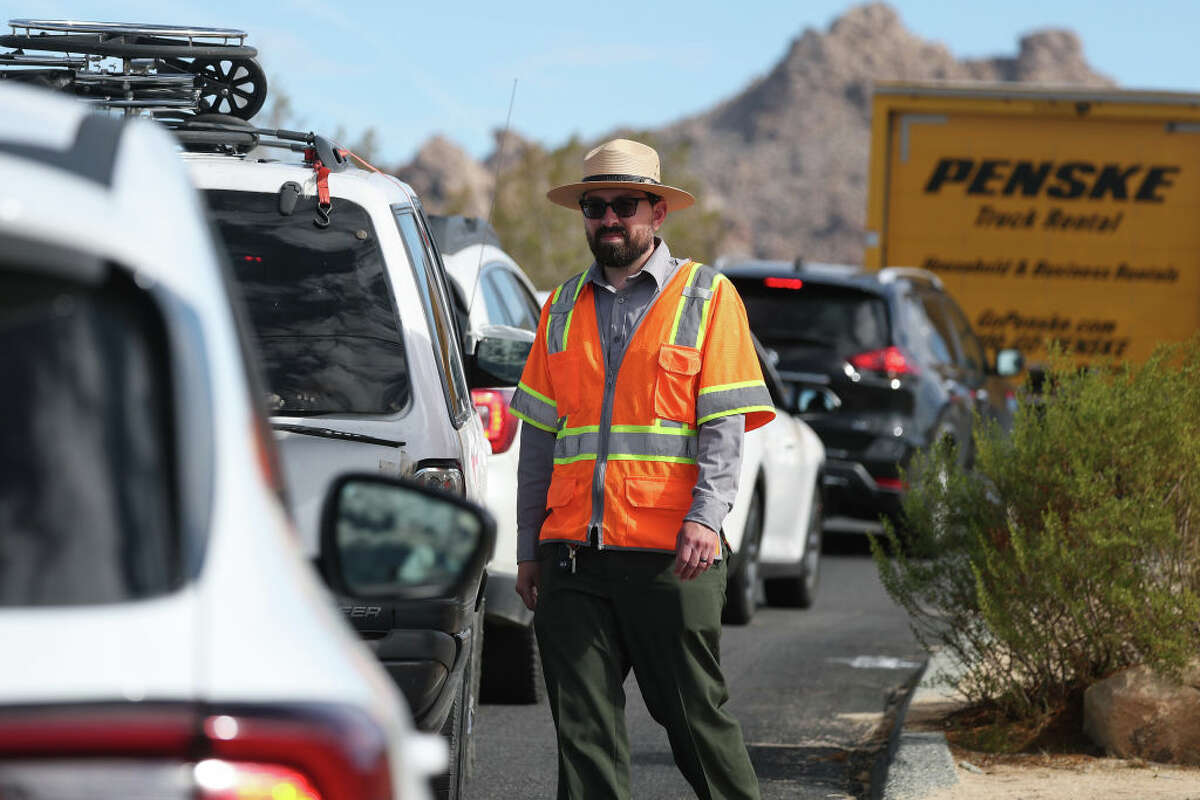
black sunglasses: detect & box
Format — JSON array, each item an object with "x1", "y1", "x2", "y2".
[{"x1": 579, "y1": 196, "x2": 650, "y2": 219}]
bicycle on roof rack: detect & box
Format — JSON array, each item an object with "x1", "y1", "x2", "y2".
[
  {"x1": 0, "y1": 18, "x2": 370, "y2": 226},
  {"x1": 0, "y1": 19, "x2": 267, "y2": 119}
]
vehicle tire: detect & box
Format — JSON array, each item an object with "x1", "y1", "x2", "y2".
[
  {"x1": 723, "y1": 490, "x2": 763, "y2": 626},
  {"x1": 432, "y1": 623, "x2": 479, "y2": 800},
  {"x1": 764, "y1": 483, "x2": 823, "y2": 608},
  {"x1": 480, "y1": 619, "x2": 542, "y2": 704}
]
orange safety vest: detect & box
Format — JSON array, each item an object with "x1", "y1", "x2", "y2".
[{"x1": 510, "y1": 260, "x2": 775, "y2": 556}]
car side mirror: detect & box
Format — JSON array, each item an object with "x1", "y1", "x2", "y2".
[
  {"x1": 319, "y1": 474, "x2": 496, "y2": 600},
  {"x1": 467, "y1": 324, "x2": 534, "y2": 388},
  {"x1": 994, "y1": 348, "x2": 1024, "y2": 377}
]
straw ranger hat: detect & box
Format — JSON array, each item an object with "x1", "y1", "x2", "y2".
[{"x1": 547, "y1": 138, "x2": 695, "y2": 212}]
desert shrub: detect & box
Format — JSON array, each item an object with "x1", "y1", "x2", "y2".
[{"x1": 872, "y1": 339, "x2": 1200, "y2": 719}]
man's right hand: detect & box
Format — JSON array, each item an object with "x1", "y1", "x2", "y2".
[{"x1": 516, "y1": 561, "x2": 540, "y2": 611}]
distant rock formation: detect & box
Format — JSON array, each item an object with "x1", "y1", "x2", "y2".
[
  {"x1": 395, "y1": 2, "x2": 1113, "y2": 264},
  {"x1": 399, "y1": 135, "x2": 494, "y2": 219}
]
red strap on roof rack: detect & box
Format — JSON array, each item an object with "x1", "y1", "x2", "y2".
[{"x1": 304, "y1": 146, "x2": 333, "y2": 227}]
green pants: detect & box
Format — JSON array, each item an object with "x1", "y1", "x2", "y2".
[{"x1": 534, "y1": 546, "x2": 761, "y2": 800}]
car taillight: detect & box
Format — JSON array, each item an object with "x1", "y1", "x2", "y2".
[
  {"x1": 200, "y1": 707, "x2": 392, "y2": 800},
  {"x1": 849, "y1": 346, "x2": 919, "y2": 377},
  {"x1": 472, "y1": 388, "x2": 519, "y2": 454},
  {"x1": 764, "y1": 276, "x2": 804, "y2": 289},
  {"x1": 0, "y1": 703, "x2": 394, "y2": 800},
  {"x1": 874, "y1": 476, "x2": 907, "y2": 491},
  {"x1": 195, "y1": 759, "x2": 321, "y2": 799}
]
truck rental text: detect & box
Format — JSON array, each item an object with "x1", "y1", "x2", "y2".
[{"x1": 865, "y1": 82, "x2": 1200, "y2": 365}]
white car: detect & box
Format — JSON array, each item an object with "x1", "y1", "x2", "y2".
[
  {"x1": 721, "y1": 338, "x2": 826, "y2": 624},
  {"x1": 0, "y1": 82, "x2": 447, "y2": 799},
  {"x1": 433, "y1": 215, "x2": 545, "y2": 704}
]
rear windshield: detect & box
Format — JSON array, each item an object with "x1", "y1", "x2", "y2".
[
  {"x1": 730, "y1": 278, "x2": 890, "y2": 355},
  {"x1": 207, "y1": 190, "x2": 410, "y2": 415},
  {"x1": 0, "y1": 270, "x2": 179, "y2": 606}
]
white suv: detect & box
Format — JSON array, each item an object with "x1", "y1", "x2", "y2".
[{"x1": 0, "y1": 83, "x2": 448, "y2": 800}]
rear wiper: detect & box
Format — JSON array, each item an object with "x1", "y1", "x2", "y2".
[{"x1": 271, "y1": 423, "x2": 405, "y2": 448}]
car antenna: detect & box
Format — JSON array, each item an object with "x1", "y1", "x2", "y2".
[{"x1": 465, "y1": 78, "x2": 519, "y2": 320}]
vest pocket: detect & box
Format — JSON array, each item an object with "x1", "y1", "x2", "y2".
[
  {"x1": 625, "y1": 476, "x2": 693, "y2": 510},
  {"x1": 547, "y1": 476, "x2": 577, "y2": 509},
  {"x1": 653, "y1": 344, "x2": 702, "y2": 422}
]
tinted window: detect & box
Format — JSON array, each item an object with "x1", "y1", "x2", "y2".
[
  {"x1": 207, "y1": 190, "x2": 409, "y2": 415},
  {"x1": 732, "y1": 278, "x2": 889, "y2": 355},
  {"x1": 483, "y1": 266, "x2": 539, "y2": 331},
  {"x1": 897, "y1": 291, "x2": 953, "y2": 366},
  {"x1": 917, "y1": 292, "x2": 957, "y2": 366},
  {"x1": 496, "y1": 268, "x2": 540, "y2": 331},
  {"x1": 943, "y1": 297, "x2": 986, "y2": 381},
  {"x1": 480, "y1": 270, "x2": 514, "y2": 328},
  {"x1": 0, "y1": 270, "x2": 178, "y2": 606}
]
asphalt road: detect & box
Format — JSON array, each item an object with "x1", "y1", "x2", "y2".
[{"x1": 465, "y1": 549, "x2": 927, "y2": 800}]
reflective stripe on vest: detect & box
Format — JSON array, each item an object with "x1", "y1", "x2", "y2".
[
  {"x1": 553, "y1": 422, "x2": 699, "y2": 465},
  {"x1": 668, "y1": 262, "x2": 720, "y2": 349},
  {"x1": 510, "y1": 380, "x2": 559, "y2": 431},
  {"x1": 547, "y1": 262, "x2": 720, "y2": 357},
  {"x1": 546, "y1": 272, "x2": 588, "y2": 355}
]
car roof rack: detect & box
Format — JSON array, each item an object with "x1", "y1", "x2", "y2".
[
  {"x1": 1, "y1": 18, "x2": 266, "y2": 119},
  {"x1": 152, "y1": 111, "x2": 349, "y2": 166}
]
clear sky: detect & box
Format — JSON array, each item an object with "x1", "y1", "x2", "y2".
[{"x1": 4, "y1": 1, "x2": 1197, "y2": 165}]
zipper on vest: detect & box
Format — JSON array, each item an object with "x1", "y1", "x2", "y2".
[
  {"x1": 587, "y1": 259, "x2": 688, "y2": 552},
  {"x1": 590, "y1": 372, "x2": 614, "y2": 550}
]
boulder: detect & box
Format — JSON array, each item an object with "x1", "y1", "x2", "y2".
[{"x1": 1084, "y1": 662, "x2": 1200, "y2": 764}]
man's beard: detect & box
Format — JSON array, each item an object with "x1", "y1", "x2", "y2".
[{"x1": 587, "y1": 224, "x2": 654, "y2": 269}]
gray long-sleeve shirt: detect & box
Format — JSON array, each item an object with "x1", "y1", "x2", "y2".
[{"x1": 515, "y1": 240, "x2": 745, "y2": 563}]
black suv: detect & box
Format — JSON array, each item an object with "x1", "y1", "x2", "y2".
[{"x1": 721, "y1": 261, "x2": 1021, "y2": 530}]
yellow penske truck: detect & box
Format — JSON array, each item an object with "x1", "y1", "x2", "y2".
[{"x1": 865, "y1": 81, "x2": 1200, "y2": 365}]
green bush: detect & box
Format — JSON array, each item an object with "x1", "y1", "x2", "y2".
[{"x1": 872, "y1": 339, "x2": 1200, "y2": 719}]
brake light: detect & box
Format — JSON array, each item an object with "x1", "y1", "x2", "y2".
[
  {"x1": 874, "y1": 477, "x2": 907, "y2": 491},
  {"x1": 0, "y1": 703, "x2": 395, "y2": 800},
  {"x1": 764, "y1": 276, "x2": 804, "y2": 290},
  {"x1": 195, "y1": 760, "x2": 321, "y2": 799},
  {"x1": 473, "y1": 388, "x2": 519, "y2": 454},
  {"x1": 849, "y1": 346, "x2": 918, "y2": 376}
]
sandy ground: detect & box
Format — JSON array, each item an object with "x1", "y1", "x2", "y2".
[
  {"x1": 924, "y1": 753, "x2": 1200, "y2": 799},
  {"x1": 907, "y1": 700, "x2": 1200, "y2": 799}
]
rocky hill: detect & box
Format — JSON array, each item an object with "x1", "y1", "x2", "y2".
[{"x1": 396, "y1": 2, "x2": 1113, "y2": 265}]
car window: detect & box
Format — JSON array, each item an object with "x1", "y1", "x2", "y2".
[
  {"x1": 496, "y1": 267, "x2": 540, "y2": 331},
  {"x1": 394, "y1": 209, "x2": 472, "y2": 426},
  {"x1": 942, "y1": 296, "x2": 986, "y2": 382},
  {"x1": 897, "y1": 290, "x2": 954, "y2": 367},
  {"x1": 0, "y1": 269, "x2": 179, "y2": 606},
  {"x1": 207, "y1": 190, "x2": 410, "y2": 416},
  {"x1": 485, "y1": 265, "x2": 539, "y2": 331},
  {"x1": 917, "y1": 291, "x2": 958, "y2": 367},
  {"x1": 479, "y1": 269, "x2": 514, "y2": 328},
  {"x1": 730, "y1": 278, "x2": 889, "y2": 355}
]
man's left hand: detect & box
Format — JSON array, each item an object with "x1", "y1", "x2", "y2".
[{"x1": 674, "y1": 520, "x2": 719, "y2": 581}]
